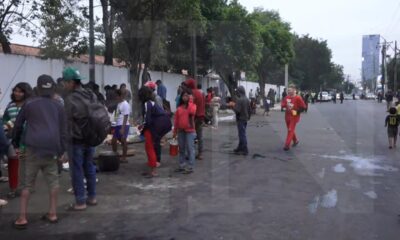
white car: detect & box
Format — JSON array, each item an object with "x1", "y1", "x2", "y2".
[{"x1": 319, "y1": 91, "x2": 330, "y2": 101}]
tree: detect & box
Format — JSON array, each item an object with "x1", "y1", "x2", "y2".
[
  {"x1": 0, "y1": 0, "x2": 40, "y2": 53},
  {"x1": 99, "y1": 0, "x2": 116, "y2": 65},
  {"x1": 250, "y1": 8, "x2": 294, "y2": 98},
  {"x1": 289, "y1": 35, "x2": 336, "y2": 90},
  {"x1": 110, "y1": 0, "x2": 202, "y2": 119},
  {"x1": 210, "y1": 0, "x2": 262, "y2": 97},
  {"x1": 39, "y1": 0, "x2": 87, "y2": 59}
]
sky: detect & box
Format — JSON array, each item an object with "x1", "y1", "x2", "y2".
[
  {"x1": 10, "y1": 0, "x2": 400, "y2": 81},
  {"x1": 239, "y1": 0, "x2": 400, "y2": 81}
]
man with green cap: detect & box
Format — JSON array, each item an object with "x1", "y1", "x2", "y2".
[{"x1": 62, "y1": 67, "x2": 98, "y2": 211}]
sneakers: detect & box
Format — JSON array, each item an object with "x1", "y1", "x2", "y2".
[
  {"x1": 283, "y1": 146, "x2": 290, "y2": 151},
  {"x1": 292, "y1": 141, "x2": 300, "y2": 147}
]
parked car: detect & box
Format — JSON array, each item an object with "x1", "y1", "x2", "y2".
[{"x1": 365, "y1": 93, "x2": 377, "y2": 100}]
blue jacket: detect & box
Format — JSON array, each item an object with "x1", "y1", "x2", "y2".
[
  {"x1": 143, "y1": 101, "x2": 172, "y2": 141},
  {"x1": 157, "y1": 84, "x2": 167, "y2": 100}
]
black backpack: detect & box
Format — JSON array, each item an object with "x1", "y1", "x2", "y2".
[{"x1": 80, "y1": 91, "x2": 111, "y2": 147}]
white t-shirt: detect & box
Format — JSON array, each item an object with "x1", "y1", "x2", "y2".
[{"x1": 114, "y1": 100, "x2": 131, "y2": 126}]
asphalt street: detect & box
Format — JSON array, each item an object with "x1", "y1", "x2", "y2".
[{"x1": 1, "y1": 99, "x2": 400, "y2": 240}]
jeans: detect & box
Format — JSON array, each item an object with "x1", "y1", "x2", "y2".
[
  {"x1": 178, "y1": 132, "x2": 196, "y2": 169},
  {"x1": 69, "y1": 144, "x2": 96, "y2": 205},
  {"x1": 195, "y1": 117, "x2": 203, "y2": 156},
  {"x1": 237, "y1": 121, "x2": 248, "y2": 153}
]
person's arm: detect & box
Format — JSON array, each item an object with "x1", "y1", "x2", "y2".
[
  {"x1": 281, "y1": 97, "x2": 287, "y2": 108},
  {"x1": 0, "y1": 119, "x2": 9, "y2": 156},
  {"x1": 11, "y1": 105, "x2": 26, "y2": 148},
  {"x1": 385, "y1": 116, "x2": 389, "y2": 127},
  {"x1": 297, "y1": 96, "x2": 307, "y2": 112},
  {"x1": 58, "y1": 104, "x2": 68, "y2": 156},
  {"x1": 173, "y1": 108, "x2": 179, "y2": 138}
]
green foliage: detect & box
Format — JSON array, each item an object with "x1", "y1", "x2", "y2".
[
  {"x1": 209, "y1": 1, "x2": 262, "y2": 83},
  {"x1": 289, "y1": 35, "x2": 344, "y2": 90},
  {"x1": 0, "y1": 0, "x2": 41, "y2": 53},
  {"x1": 39, "y1": 0, "x2": 87, "y2": 59}
]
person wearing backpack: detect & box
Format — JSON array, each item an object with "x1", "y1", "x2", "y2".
[
  {"x1": 112, "y1": 89, "x2": 131, "y2": 163},
  {"x1": 63, "y1": 67, "x2": 102, "y2": 211},
  {"x1": 138, "y1": 86, "x2": 172, "y2": 177},
  {"x1": 227, "y1": 86, "x2": 250, "y2": 156}
]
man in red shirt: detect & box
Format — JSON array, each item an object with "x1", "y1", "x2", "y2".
[{"x1": 281, "y1": 85, "x2": 307, "y2": 151}]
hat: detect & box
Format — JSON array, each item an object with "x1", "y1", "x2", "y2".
[
  {"x1": 144, "y1": 81, "x2": 157, "y2": 90},
  {"x1": 62, "y1": 67, "x2": 83, "y2": 81},
  {"x1": 37, "y1": 75, "x2": 55, "y2": 96}
]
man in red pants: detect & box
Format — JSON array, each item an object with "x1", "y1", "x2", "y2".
[{"x1": 281, "y1": 85, "x2": 307, "y2": 151}]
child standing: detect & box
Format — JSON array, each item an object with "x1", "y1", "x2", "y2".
[
  {"x1": 385, "y1": 107, "x2": 400, "y2": 149},
  {"x1": 112, "y1": 89, "x2": 131, "y2": 163},
  {"x1": 173, "y1": 89, "x2": 197, "y2": 174}
]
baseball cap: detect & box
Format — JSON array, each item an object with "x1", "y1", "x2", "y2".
[
  {"x1": 62, "y1": 67, "x2": 83, "y2": 81},
  {"x1": 36, "y1": 74, "x2": 55, "y2": 96},
  {"x1": 144, "y1": 81, "x2": 157, "y2": 90}
]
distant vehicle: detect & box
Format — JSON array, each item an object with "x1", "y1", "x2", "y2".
[
  {"x1": 344, "y1": 94, "x2": 353, "y2": 100},
  {"x1": 365, "y1": 93, "x2": 376, "y2": 100},
  {"x1": 318, "y1": 91, "x2": 330, "y2": 102}
]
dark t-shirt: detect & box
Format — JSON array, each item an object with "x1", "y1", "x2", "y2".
[{"x1": 385, "y1": 114, "x2": 399, "y2": 129}]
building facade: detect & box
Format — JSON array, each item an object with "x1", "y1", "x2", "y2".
[{"x1": 362, "y1": 34, "x2": 380, "y2": 91}]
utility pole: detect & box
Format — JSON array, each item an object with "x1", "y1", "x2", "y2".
[
  {"x1": 191, "y1": 27, "x2": 197, "y2": 80},
  {"x1": 395, "y1": 41, "x2": 398, "y2": 92},
  {"x1": 381, "y1": 41, "x2": 386, "y2": 94},
  {"x1": 284, "y1": 64, "x2": 289, "y2": 89},
  {"x1": 89, "y1": 0, "x2": 95, "y2": 83}
]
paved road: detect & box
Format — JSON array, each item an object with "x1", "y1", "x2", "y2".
[{"x1": 1, "y1": 100, "x2": 400, "y2": 240}]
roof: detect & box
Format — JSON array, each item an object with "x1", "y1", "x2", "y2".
[{"x1": 0, "y1": 43, "x2": 127, "y2": 68}]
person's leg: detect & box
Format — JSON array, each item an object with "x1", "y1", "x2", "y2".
[
  {"x1": 285, "y1": 118, "x2": 298, "y2": 148},
  {"x1": 242, "y1": 122, "x2": 248, "y2": 154},
  {"x1": 144, "y1": 130, "x2": 157, "y2": 175},
  {"x1": 42, "y1": 158, "x2": 59, "y2": 220},
  {"x1": 70, "y1": 145, "x2": 86, "y2": 208},
  {"x1": 389, "y1": 137, "x2": 393, "y2": 148},
  {"x1": 186, "y1": 132, "x2": 196, "y2": 172},
  {"x1": 177, "y1": 131, "x2": 186, "y2": 170},
  {"x1": 120, "y1": 125, "x2": 129, "y2": 162},
  {"x1": 235, "y1": 122, "x2": 242, "y2": 152},
  {"x1": 195, "y1": 118, "x2": 203, "y2": 159},
  {"x1": 153, "y1": 136, "x2": 161, "y2": 164},
  {"x1": 237, "y1": 121, "x2": 246, "y2": 153},
  {"x1": 83, "y1": 146, "x2": 96, "y2": 203},
  {"x1": 15, "y1": 149, "x2": 39, "y2": 226}
]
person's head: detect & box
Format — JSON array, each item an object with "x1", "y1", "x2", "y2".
[
  {"x1": 138, "y1": 86, "x2": 155, "y2": 103},
  {"x1": 115, "y1": 89, "x2": 125, "y2": 102},
  {"x1": 180, "y1": 88, "x2": 193, "y2": 105},
  {"x1": 112, "y1": 85, "x2": 117, "y2": 90},
  {"x1": 36, "y1": 75, "x2": 56, "y2": 97},
  {"x1": 184, "y1": 78, "x2": 197, "y2": 90},
  {"x1": 236, "y1": 86, "x2": 246, "y2": 97},
  {"x1": 390, "y1": 107, "x2": 397, "y2": 115},
  {"x1": 11, "y1": 82, "x2": 33, "y2": 103},
  {"x1": 120, "y1": 83, "x2": 126, "y2": 90},
  {"x1": 250, "y1": 89, "x2": 253, "y2": 92},
  {"x1": 207, "y1": 87, "x2": 212, "y2": 93},
  {"x1": 288, "y1": 84, "x2": 297, "y2": 96},
  {"x1": 62, "y1": 67, "x2": 83, "y2": 91},
  {"x1": 197, "y1": 84, "x2": 202, "y2": 90},
  {"x1": 156, "y1": 80, "x2": 162, "y2": 86},
  {"x1": 144, "y1": 81, "x2": 157, "y2": 91},
  {"x1": 93, "y1": 84, "x2": 100, "y2": 93}
]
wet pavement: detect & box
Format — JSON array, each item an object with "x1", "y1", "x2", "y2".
[{"x1": 1, "y1": 100, "x2": 400, "y2": 239}]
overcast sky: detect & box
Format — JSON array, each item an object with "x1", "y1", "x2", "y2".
[
  {"x1": 10, "y1": 0, "x2": 400, "y2": 81},
  {"x1": 239, "y1": 0, "x2": 400, "y2": 81}
]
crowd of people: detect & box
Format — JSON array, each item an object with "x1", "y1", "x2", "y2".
[{"x1": 0, "y1": 67, "x2": 311, "y2": 229}]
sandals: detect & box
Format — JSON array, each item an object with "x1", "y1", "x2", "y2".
[
  {"x1": 86, "y1": 199, "x2": 98, "y2": 206},
  {"x1": 41, "y1": 213, "x2": 58, "y2": 224},
  {"x1": 65, "y1": 203, "x2": 87, "y2": 211},
  {"x1": 13, "y1": 221, "x2": 28, "y2": 230}
]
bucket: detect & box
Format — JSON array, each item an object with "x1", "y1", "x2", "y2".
[{"x1": 169, "y1": 138, "x2": 179, "y2": 156}]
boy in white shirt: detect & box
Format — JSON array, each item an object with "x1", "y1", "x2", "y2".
[{"x1": 112, "y1": 89, "x2": 131, "y2": 163}]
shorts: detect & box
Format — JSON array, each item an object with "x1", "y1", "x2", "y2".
[
  {"x1": 113, "y1": 125, "x2": 130, "y2": 140},
  {"x1": 388, "y1": 128, "x2": 398, "y2": 138},
  {"x1": 19, "y1": 148, "x2": 59, "y2": 192}
]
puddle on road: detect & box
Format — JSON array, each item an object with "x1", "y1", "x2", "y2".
[
  {"x1": 364, "y1": 191, "x2": 378, "y2": 200},
  {"x1": 320, "y1": 154, "x2": 398, "y2": 176},
  {"x1": 308, "y1": 189, "x2": 338, "y2": 214},
  {"x1": 333, "y1": 164, "x2": 346, "y2": 173}
]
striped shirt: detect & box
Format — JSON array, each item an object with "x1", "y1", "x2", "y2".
[{"x1": 3, "y1": 102, "x2": 21, "y2": 126}]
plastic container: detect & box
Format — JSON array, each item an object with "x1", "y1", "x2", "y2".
[{"x1": 169, "y1": 138, "x2": 179, "y2": 156}]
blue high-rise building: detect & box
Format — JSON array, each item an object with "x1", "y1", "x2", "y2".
[{"x1": 362, "y1": 34, "x2": 380, "y2": 90}]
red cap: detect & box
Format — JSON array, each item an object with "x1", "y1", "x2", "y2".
[{"x1": 145, "y1": 81, "x2": 157, "y2": 90}]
